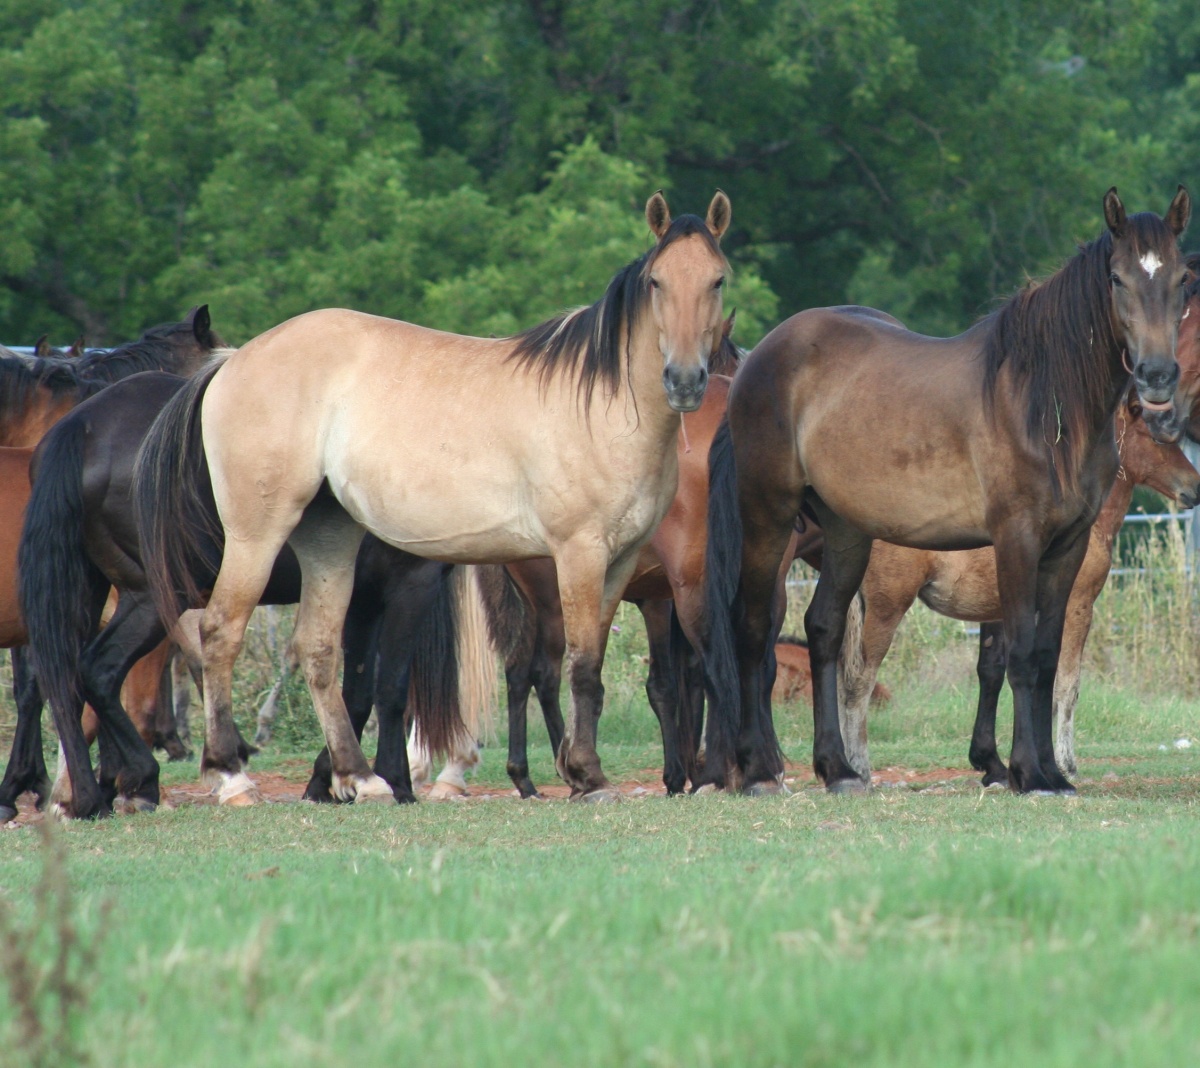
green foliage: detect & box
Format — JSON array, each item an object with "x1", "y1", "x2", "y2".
[{"x1": 2, "y1": 1, "x2": 1196, "y2": 346}]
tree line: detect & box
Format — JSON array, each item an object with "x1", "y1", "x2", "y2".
[{"x1": 1, "y1": 0, "x2": 1197, "y2": 347}]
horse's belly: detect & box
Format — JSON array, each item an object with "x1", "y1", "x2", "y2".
[
  {"x1": 916, "y1": 548, "x2": 1002, "y2": 621},
  {"x1": 334, "y1": 478, "x2": 546, "y2": 563},
  {"x1": 807, "y1": 459, "x2": 990, "y2": 550}
]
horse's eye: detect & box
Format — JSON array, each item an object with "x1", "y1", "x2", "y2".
[
  {"x1": 1110, "y1": 272, "x2": 1123, "y2": 287},
  {"x1": 648, "y1": 277, "x2": 660, "y2": 291},
  {"x1": 713, "y1": 277, "x2": 725, "y2": 290}
]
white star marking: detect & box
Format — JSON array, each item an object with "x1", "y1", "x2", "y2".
[{"x1": 1140, "y1": 251, "x2": 1163, "y2": 279}]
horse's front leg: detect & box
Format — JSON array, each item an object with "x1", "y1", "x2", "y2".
[
  {"x1": 553, "y1": 541, "x2": 639, "y2": 802},
  {"x1": 1030, "y1": 532, "x2": 1091, "y2": 794},
  {"x1": 969, "y1": 622, "x2": 1009, "y2": 787},
  {"x1": 995, "y1": 525, "x2": 1084, "y2": 794}
]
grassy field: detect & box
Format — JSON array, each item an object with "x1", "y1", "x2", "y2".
[{"x1": 2, "y1": 638, "x2": 1200, "y2": 1067}]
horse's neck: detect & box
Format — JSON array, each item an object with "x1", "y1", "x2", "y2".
[
  {"x1": 1095, "y1": 469, "x2": 1135, "y2": 542},
  {"x1": 621, "y1": 325, "x2": 683, "y2": 449}
]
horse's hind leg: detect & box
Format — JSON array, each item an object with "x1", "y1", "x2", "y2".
[
  {"x1": 0, "y1": 649, "x2": 51, "y2": 821},
  {"x1": 636, "y1": 599, "x2": 688, "y2": 796},
  {"x1": 802, "y1": 500, "x2": 873, "y2": 792},
  {"x1": 78, "y1": 593, "x2": 168, "y2": 813},
  {"x1": 969, "y1": 623, "x2": 1009, "y2": 786},
  {"x1": 286, "y1": 500, "x2": 386, "y2": 803},
  {"x1": 199, "y1": 539, "x2": 289, "y2": 804}
]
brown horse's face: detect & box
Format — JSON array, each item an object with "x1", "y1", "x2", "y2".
[
  {"x1": 1105, "y1": 187, "x2": 1191, "y2": 435},
  {"x1": 644, "y1": 191, "x2": 731, "y2": 413},
  {"x1": 1166, "y1": 286, "x2": 1200, "y2": 443},
  {"x1": 1120, "y1": 392, "x2": 1200, "y2": 507}
]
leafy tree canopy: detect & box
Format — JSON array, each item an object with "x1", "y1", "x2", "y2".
[{"x1": 0, "y1": 0, "x2": 1193, "y2": 346}]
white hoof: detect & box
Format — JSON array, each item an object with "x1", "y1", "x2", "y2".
[
  {"x1": 429, "y1": 781, "x2": 468, "y2": 800},
  {"x1": 332, "y1": 773, "x2": 394, "y2": 804},
  {"x1": 217, "y1": 772, "x2": 262, "y2": 806}
]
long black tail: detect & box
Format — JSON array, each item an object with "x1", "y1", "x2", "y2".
[
  {"x1": 18, "y1": 418, "x2": 109, "y2": 720},
  {"x1": 701, "y1": 417, "x2": 744, "y2": 775},
  {"x1": 407, "y1": 565, "x2": 465, "y2": 758},
  {"x1": 132, "y1": 359, "x2": 227, "y2": 626}
]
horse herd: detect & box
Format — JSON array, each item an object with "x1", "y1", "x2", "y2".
[{"x1": 0, "y1": 185, "x2": 1197, "y2": 822}]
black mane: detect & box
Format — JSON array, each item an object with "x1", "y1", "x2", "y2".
[
  {"x1": 509, "y1": 215, "x2": 725, "y2": 406},
  {"x1": 75, "y1": 320, "x2": 205, "y2": 383},
  {"x1": 981, "y1": 213, "x2": 1179, "y2": 493}
]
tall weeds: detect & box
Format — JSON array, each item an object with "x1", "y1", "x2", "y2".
[{"x1": 0, "y1": 821, "x2": 108, "y2": 1068}]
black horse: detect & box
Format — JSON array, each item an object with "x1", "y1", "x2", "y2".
[
  {"x1": 0, "y1": 309, "x2": 223, "y2": 820},
  {"x1": 12, "y1": 370, "x2": 470, "y2": 819}
]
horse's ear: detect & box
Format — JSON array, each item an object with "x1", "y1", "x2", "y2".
[
  {"x1": 1166, "y1": 185, "x2": 1191, "y2": 238},
  {"x1": 722, "y1": 309, "x2": 736, "y2": 339},
  {"x1": 69, "y1": 336, "x2": 85, "y2": 358},
  {"x1": 33, "y1": 334, "x2": 50, "y2": 357},
  {"x1": 706, "y1": 190, "x2": 731, "y2": 242},
  {"x1": 188, "y1": 304, "x2": 212, "y2": 344},
  {"x1": 645, "y1": 191, "x2": 671, "y2": 239},
  {"x1": 1104, "y1": 187, "x2": 1127, "y2": 237}
]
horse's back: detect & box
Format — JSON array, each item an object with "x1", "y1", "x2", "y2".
[
  {"x1": 734, "y1": 305, "x2": 995, "y2": 547},
  {"x1": 202, "y1": 308, "x2": 675, "y2": 564}
]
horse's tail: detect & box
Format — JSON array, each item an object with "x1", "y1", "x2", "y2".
[
  {"x1": 408, "y1": 566, "x2": 496, "y2": 758},
  {"x1": 133, "y1": 357, "x2": 229, "y2": 626},
  {"x1": 475, "y1": 564, "x2": 535, "y2": 667},
  {"x1": 455, "y1": 566, "x2": 497, "y2": 743},
  {"x1": 18, "y1": 418, "x2": 109, "y2": 720},
  {"x1": 701, "y1": 417, "x2": 743, "y2": 773}
]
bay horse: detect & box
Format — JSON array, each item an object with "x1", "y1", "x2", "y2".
[
  {"x1": 136, "y1": 192, "x2": 731, "y2": 804},
  {"x1": 467, "y1": 314, "x2": 741, "y2": 798},
  {"x1": 834, "y1": 382, "x2": 1200, "y2": 782},
  {"x1": 18, "y1": 370, "x2": 481, "y2": 817},
  {"x1": 705, "y1": 187, "x2": 1191, "y2": 795}
]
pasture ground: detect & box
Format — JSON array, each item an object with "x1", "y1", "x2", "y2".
[{"x1": 1, "y1": 665, "x2": 1200, "y2": 1067}]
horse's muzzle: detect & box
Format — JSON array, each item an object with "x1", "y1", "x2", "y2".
[
  {"x1": 664, "y1": 365, "x2": 708, "y2": 413},
  {"x1": 1141, "y1": 404, "x2": 1184, "y2": 444}
]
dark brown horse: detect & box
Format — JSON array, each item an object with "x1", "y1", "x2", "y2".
[
  {"x1": 0, "y1": 310, "x2": 223, "y2": 819},
  {"x1": 705, "y1": 188, "x2": 1191, "y2": 795}
]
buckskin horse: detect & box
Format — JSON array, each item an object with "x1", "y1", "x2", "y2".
[
  {"x1": 704, "y1": 188, "x2": 1190, "y2": 795},
  {"x1": 137, "y1": 192, "x2": 731, "y2": 804}
]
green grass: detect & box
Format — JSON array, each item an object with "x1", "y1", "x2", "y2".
[{"x1": 2, "y1": 669, "x2": 1200, "y2": 1067}]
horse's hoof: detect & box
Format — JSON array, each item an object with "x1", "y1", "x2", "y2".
[
  {"x1": 982, "y1": 779, "x2": 1008, "y2": 791},
  {"x1": 114, "y1": 796, "x2": 158, "y2": 816},
  {"x1": 218, "y1": 772, "x2": 262, "y2": 807},
  {"x1": 428, "y1": 781, "x2": 468, "y2": 800},
  {"x1": 692, "y1": 783, "x2": 722, "y2": 796},
  {"x1": 744, "y1": 780, "x2": 791, "y2": 798},
  {"x1": 0, "y1": 805, "x2": 16, "y2": 825},
  {"x1": 333, "y1": 773, "x2": 394, "y2": 804},
  {"x1": 575, "y1": 786, "x2": 620, "y2": 804},
  {"x1": 826, "y1": 777, "x2": 869, "y2": 796}
]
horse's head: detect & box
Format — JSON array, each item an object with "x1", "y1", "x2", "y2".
[
  {"x1": 1156, "y1": 255, "x2": 1200, "y2": 444},
  {"x1": 642, "y1": 191, "x2": 730, "y2": 412},
  {"x1": 1119, "y1": 388, "x2": 1200, "y2": 508},
  {"x1": 1104, "y1": 186, "x2": 1191, "y2": 437}
]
